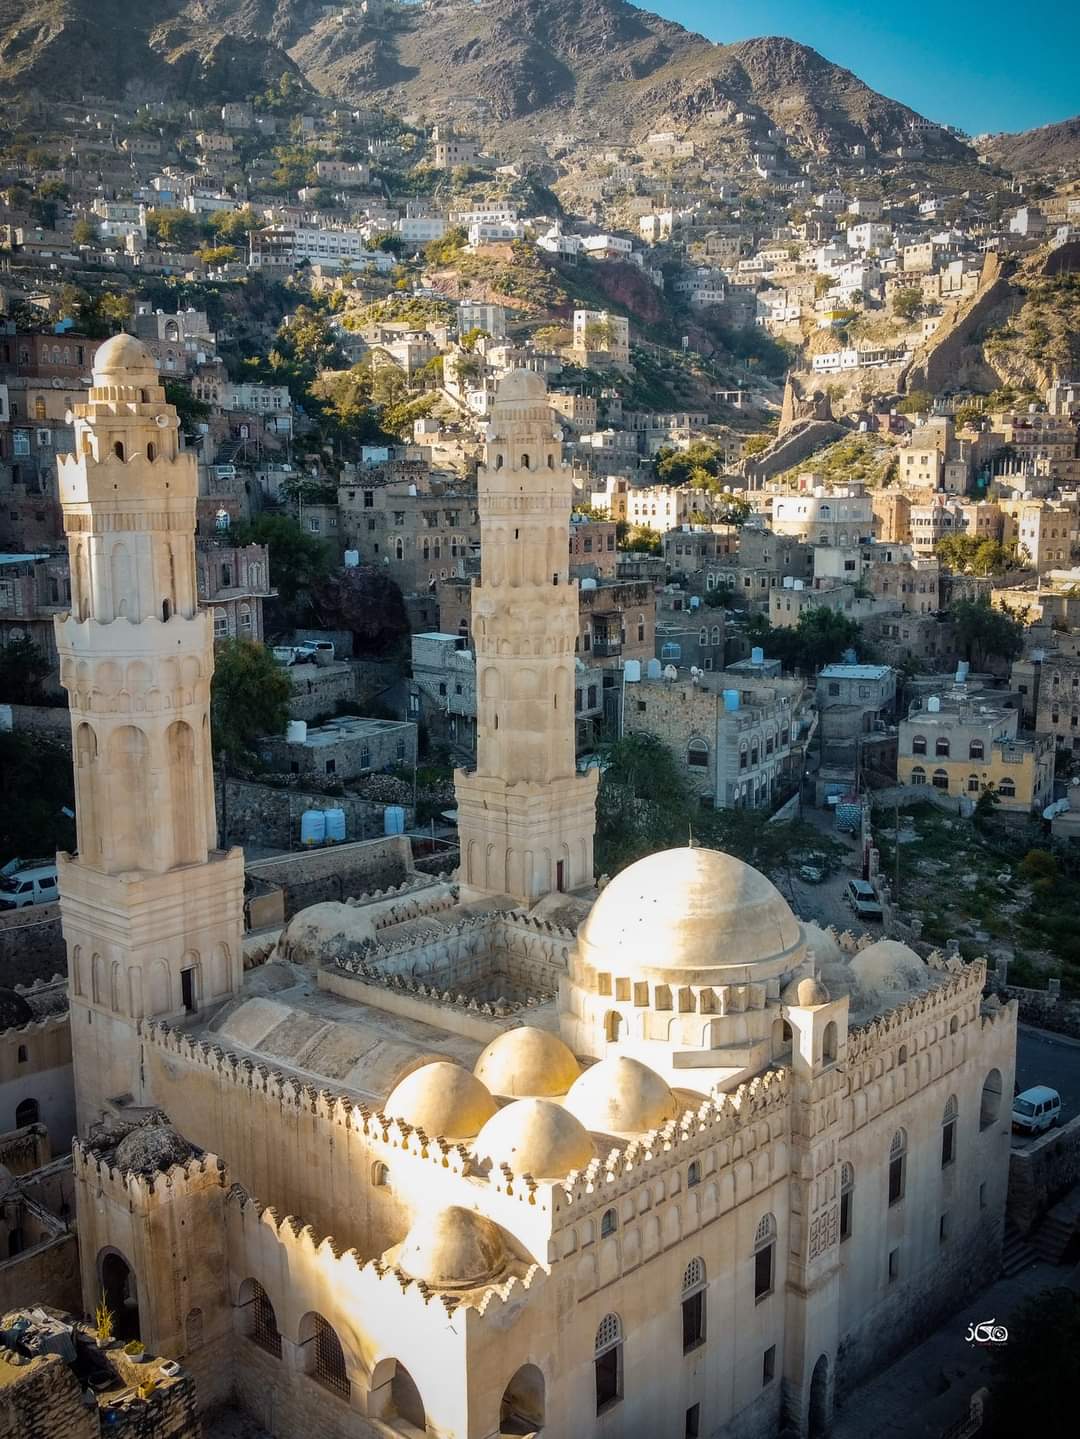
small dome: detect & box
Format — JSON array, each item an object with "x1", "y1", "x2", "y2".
[
  {"x1": 475, "y1": 1099, "x2": 595, "y2": 1179},
  {"x1": 796, "y1": 976, "x2": 831, "y2": 1007},
  {"x1": 397, "y1": 1206, "x2": 506, "y2": 1289},
  {"x1": 578, "y1": 847, "x2": 801, "y2": 977},
  {"x1": 93, "y1": 333, "x2": 157, "y2": 380},
  {"x1": 114, "y1": 1123, "x2": 194, "y2": 1176},
  {"x1": 849, "y1": 940, "x2": 928, "y2": 995},
  {"x1": 564, "y1": 1056, "x2": 679, "y2": 1135},
  {"x1": 384, "y1": 1061, "x2": 497, "y2": 1140},
  {"x1": 803, "y1": 922, "x2": 843, "y2": 968},
  {"x1": 474, "y1": 1027, "x2": 581, "y2": 1098},
  {"x1": 494, "y1": 369, "x2": 547, "y2": 403},
  {"x1": 0, "y1": 988, "x2": 34, "y2": 1030}
]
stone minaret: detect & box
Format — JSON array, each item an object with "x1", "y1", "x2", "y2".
[
  {"x1": 55, "y1": 335, "x2": 244, "y2": 1131},
  {"x1": 455, "y1": 370, "x2": 598, "y2": 904}
]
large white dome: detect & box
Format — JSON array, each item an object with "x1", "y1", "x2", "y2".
[{"x1": 578, "y1": 846, "x2": 802, "y2": 978}]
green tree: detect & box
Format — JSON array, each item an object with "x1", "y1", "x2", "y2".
[
  {"x1": 210, "y1": 640, "x2": 293, "y2": 764},
  {"x1": 146, "y1": 207, "x2": 202, "y2": 249},
  {"x1": 595, "y1": 734, "x2": 697, "y2": 875},
  {"x1": 0, "y1": 732, "x2": 75, "y2": 862},
  {"x1": 72, "y1": 218, "x2": 98, "y2": 247},
  {"x1": 742, "y1": 434, "x2": 772, "y2": 458},
  {"x1": 950, "y1": 598, "x2": 1024, "y2": 669},
  {"x1": 989, "y1": 1288, "x2": 1080, "y2": 1439},
  {"x1": 892, "y1": 287, "x2": 923, "y2": 321},
  {"x1": 0, "y1": 636, "x2": 51, "y2": 705},
  {"x1": 897, "y1": 390, "x2": 934, "y2": 415},
  {"x1": 424, "y1": 226, "x2": 467, "y2": 266},
  {"x1": 655, "y1": 441, "x2": 724, "y2": 487},
  {"x1": 164, "y1": 380, "x2": 210, "y2": 434},
  {"x1": 230, "y1": 515, "x2": 330, "y2": 606}
]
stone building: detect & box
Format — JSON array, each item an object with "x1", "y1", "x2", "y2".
[
  {"x1": 623, "y1": 672, "x2": 809, "y2": 809},
  {"x1": 337, "y1": 471, "x2": 479, "y2": 600},
  {"x1": 39, "y1": 360, "x2": 1017, "y2": 1439},
  {"x1": 568, "y1": 515, "x2": 618, "y2": 577},
  {"x1": 259, "y1": 716, "x2": 417, "y2": 783},
  {"x1": 897, "y1": 692, "x2": 1053, "y2": 812},
  {"x1": 195, "y1": 540, "x2": 273, "y2": 645}
]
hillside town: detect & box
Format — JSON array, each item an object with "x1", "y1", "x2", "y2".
[{"x1": 0, "y1": 9, "x2": 1079, "y2": 1439}]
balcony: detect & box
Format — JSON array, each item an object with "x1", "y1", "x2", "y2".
[{"x1": 591, "y1": 637, "x2": 623, "y2": 658}]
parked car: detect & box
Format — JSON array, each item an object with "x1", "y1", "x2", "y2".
[
  {"x1": 271, "y1": 646, "x2": 298, "y2": 666},
  {"x1": 1012, "y1": 1086, "x2": 1061, "y2": 1135},
  {"x1": 0, "y1": 860, "x2": 60, "y2": 910},
  {"x1": 799, "y1": 865, "x2": 825, "y2": 884},
  {"x1": 845, "y1": 877, "x2": 883, "y2": 923}
]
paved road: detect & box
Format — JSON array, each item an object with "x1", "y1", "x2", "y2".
[{"x1": 1014, "y1": 1023, "x2": 1080, "y2": 1126}]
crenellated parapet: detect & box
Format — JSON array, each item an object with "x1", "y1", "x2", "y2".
[
  {"x1": 326, "y1": 959, "x2": 556, "y2": 1020},
  {"x1": 73, "y1": 1137, "x2": 226, "y2": 1204},
  {"x1": 846, "y1": 953, "x2": 986, "y2": 1066}
]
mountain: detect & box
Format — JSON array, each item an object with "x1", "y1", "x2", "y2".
[
  {"x1": 982, "y1": 115, "x2": 1080, "y2": 178},
  {"x1": 0, "y1": 0, "x2": 967, "y2": 161}
]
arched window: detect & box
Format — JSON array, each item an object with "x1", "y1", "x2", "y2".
[
  {"x1": 950, "y1": 1014, "x2": 959, "y2": 1034},
  {"x1": 395, "y1": 537, "x2": 405, "y2": 561},
  {"x1": 941, "y1": 1095, "x2": 958, "y2": 1168},
  {"x1": 113, "y1": 441, "x2": 125, "y2": 461},
  {"x1": 753, "y1": 1213, "x2": 775, "y2": 1300},
  {"x1": 840, "y1": 1162, "x2": 853, "y2": 1241},
  {"x1": 888, "y1": 1128, "x2": 907, "y2": 1206},
  {"x1": 998, "y1": 778, "x2": 1015, "y2": 799},
  {"x1": 822, "y1": 1020, "x2": 837, "y2": 1064},
  {"x1": 967, "y1": 774, "x2": 980, "y2": 792},
  {"x1": 699, "y1": 626, "x2": 708, "y2": 644},
  {"x1": 687, "y1": 738, "x2": 709, "y2": 768},
  {"x1": 594, "y1": 1314, "x2": 623, "y2": 1413},
  {"x1": 912, "y1": 734, "x2": 927, "y2": 755},
  {"x1": 301, "y1": 1313, "x2": 349, "y2": 1399},
  {"x1": 898, "y1": 1043, "x2": 908, "y2": 1064},
  {"x1": 146, "y1": 442, "x2": 155, "y2": 462},
  {"x1": 932, "y1": 769, "x2": 949, "y2": 790},
  {"x1": 910, "y1": 766, "x2": 925, "y2": 785},
  {"x1": 495, "y1": 453, "x2": 504, "y2": 469},
  {"x1": 521, "y1": 452, "x2": 531, "y2": 469},
  {"x1": 371, "y1": 1161, "x2": 389, "y2": 1188},
  {"x1": 239, "y1": 604, "x2": 252, "y2": 631},
  {"x1": 501, "y1": 1365, "x2": 545, "y2": 1434},
  {"x1": 980, "y1": 1069, "x2": 1002, "y2": 1130},
  {"x1": 687, "y1": 1160, "x2": 701, "y2": 1188},
  {"x1": 15, "y1": 1098, "x2": 38, "y2": 1128},
  {"x1": 682, "y1": 1258, "x2": 706, "y2": 1352},
  {"x1": 16, "y1": 1045, "x2": 27, "y2": 1064},
  {"x1": 600, "y1": 1207, "x2": 617, "y2": 1238},
  {"x1": 935, "y1": 737, "x2": 950, "y2": 757},
  {"x1": 240, "y1": 1279, "x2": 280, "y2": 1359},
  {"x1": 969, "y1": 739, "x2": 984, "y2": 760}
]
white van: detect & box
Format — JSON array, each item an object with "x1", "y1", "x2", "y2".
[
  {"x1": 1012, "y1": 1086, "x2": 1061, "y2": 1135},
  {"x1": 0, "y1": 862, "x2": 60, "y2": 910}
]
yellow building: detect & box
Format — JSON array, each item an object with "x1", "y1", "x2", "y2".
[{"x1": 897, "y1": 692, "x2": 1053, "y2": 811}]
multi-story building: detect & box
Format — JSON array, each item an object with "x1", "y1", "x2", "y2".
[
  {"x1": 771, "y1": 486, "x2": 874, "y2": 546},
  {"x1": 999, "y1": 497, "x2": 1078, "y2": 573},
  {"x1": 571, "y1": 310, "x2": 630, "y2": 367},
  {"x1": 864, "y1": 547, "x2": 941, "y2": 614},
  {"x1": 897, "y1": 693, "x2": 1053, "y2": 811},
  {"x1": 577, "y1": 578, "x2": 656, "y2": 671},
  {"x1": 337, "y1": 474, "x2": 479, "y2": 599},
  {"x1": 1032, "y1": 649, "x2": 1080, "y2": 757},
  {"x1": 623, "y1": 671, "x2": 807, "y2": 809},
  {"x1": 259, "y1": 715, "x2": 417, "y2": 782},
  {"x1": 249, "y1": 226, "x2": 395, "y2": 273},
  {"x1": 569, "y1": 516, "x2": 618, "y2": 577},
  {"x1": 195, "y1": 542, "x2": 273, "y2": 645}
]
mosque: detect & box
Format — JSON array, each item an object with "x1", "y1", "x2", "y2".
[{"x1": 55, "y1": 337, "x2": 1016, "y2": 1439}]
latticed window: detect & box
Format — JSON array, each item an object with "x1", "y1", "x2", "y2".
[
  {"x1": 682, "y1": 1257, "x2": 706, "y2": 1352},
  {"x1": 889, "y1": 1129, "x2": 907, "y2": 1205},
  {"x1": 941, "y1": 1096, "x2": 958, "y2": 1168},
  {"x1": 311, "y1": 1315, "x2": 349, "y2": 1398},
  {"x1": 244, "y1": 1280, "x2": 281, "y2": 1359},
  {"x1": 600, "y1": 1207, "x2": 617, "y2": 1237},
  {"x1": 594, "y1": 1313, "x2": 623, "y2": 1412},
  {"x1": 840, "y1": 1162, "x2": 854, "y2": 1241},
  {"x1": 754, "y1": 1213, "x2": 775, "y2": 1300}
]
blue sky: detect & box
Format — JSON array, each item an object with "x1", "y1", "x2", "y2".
[{"x1": 648, "y1": 1, "x2": 1079, "y2": 136}]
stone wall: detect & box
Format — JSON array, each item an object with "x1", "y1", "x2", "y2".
[
  {"x1": 0, "y1": 908, "x2": 66, "y2": 987},
  {"x1": 1007, "y1": 1111, "x2": 1080, "y2": 1233},
  {"x1": 245, "y1": 834, "x2": 412, "y2": 918},
  {"x1": 286, "y1": 664, "x2": 357, "y2": 722},
  {"x1": 902, "y1": 253, "x2": 1018, "y2": 395},
  {"x1": 0, "y1": 1231, "x2": 81, "y2": 1316},
  {"x1": 219, "y1": 778, "x2": 410, "y2": 854},
  {"x1": 741, "y1": 418, "x2": 846, "y2": 486},
  {"x1": 0, "y1": 703, "x2": 72, "y2": 746}
]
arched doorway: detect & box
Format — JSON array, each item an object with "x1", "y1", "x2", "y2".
[
  {"x1": 500, "y1": 1363, "x2": 545, "y2": 1435},
  {"x1": 808, "y1": 1352, "x2": 831, "y2": 1438},
  {"x1": 370, "y1": 1357, "x2": 426, "y2": 1432},
  {"x1": 100, "y1": 1251, "x2": 140, "y2": 1342}
]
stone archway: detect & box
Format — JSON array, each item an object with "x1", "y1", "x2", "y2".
[
  {"x1": 500, "y1": 1362, "x2": 545, "y2": 1434},
  {"x1": 808, "y1": 1352, "x2": 831, "y2": 1438},
  {"x1": 100, "y1": 1249, "x2": 139, "y2": 1342}
]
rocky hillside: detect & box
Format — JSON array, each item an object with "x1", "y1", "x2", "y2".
[
  {"x1": 0, "y1": 0, "x2": 967, "y2": 160},
  {"x1": 982, "y1": 115, "x2": 1080, "y2": 178},
  {"x1": 0, "y1": 0, "x2": 302, "y2": 103}
]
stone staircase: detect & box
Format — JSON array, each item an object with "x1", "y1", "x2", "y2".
[
  {"x1": 1030, "y1": 1193, "x2": 1080, "y2": 1265},
  {"x1": 1000, "y1": 1220, "x2": 1038, "y2": 1277}
]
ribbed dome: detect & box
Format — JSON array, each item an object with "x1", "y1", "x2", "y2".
[
  {"x1": 564, "y1": 1056, "x2": 679, "y2": 1135},
  {"x1": 474, "y1": 1027, "x2": 581, "y2": 1098},
  {"x1": 494, "y1": 369, "x2": 547, "y2": 403},
  {"x1": 475, "y1": 1099, "x2": 595, "y2": 1179},
  {"x1": 578, "y1": 846, "x2": 801, "y2": 976},
  {"x1": 397, "y1": 1206, "x2": 507, "y2": 1289},
  {"x1": 93, "y1": 333, "x2": 157, "y2": 380},
  {"x1": 384, "y1": 1061, "x2": 497, "y2": 1140}
]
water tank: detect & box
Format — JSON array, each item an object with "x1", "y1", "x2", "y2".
[
  {"x1": 751, "y1": 646, "x2": 764, "y2": 665},
  {"x1": 384, "y1": 805, "x2": 406, "y2": 836},
  {"x1": 624, "y1": 660, "x2": 642, "y2": 683},
  {"x1": 301, "y1": 810, "x2": 326, "y2": 846},
  {"x1": 286, "y1": 720, "x2": 307, "y2": 744},
  {"x1": 343, "y1": 549, "x2": 360, "y2": 568},
  {"x1": 689, "y1": 595, "x2": 701, "y2": 609},
  {"x1": 662, "y1": 664, "x2": 678, "y2": 680},
  {"x1": 581, "y1": 577, "x2": 598, "y2": 591},
  {"x1": 723, "y1": 689, "x2": 740, "y2": 712},
  {"x1": 783, "y1": 576, "x2": 794, "y2": 589},
  {"x1": 793, "y1": 579, "x2": 804, "y2": 591},
  {"x1": 955, "y1": 660, "x2": 970, "y2": 683},
  {"x1": 324, "y1": 808, "x2": 346, "y2": 844},
  {"x1": 927, "y1": 695, "x2": 941, "y2": 713},
  {"x1": 646, "y1": 658, "x2": 662, "y2": 679}
]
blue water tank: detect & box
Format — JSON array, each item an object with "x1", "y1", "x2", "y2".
[
  {"x1": 300, "y1": 810, "x2": 326, "y2": 847},
  {"x1": 324, "y1": 807, "x2": 346, "y2": 843},
  {"x1": 751, "y1": 646, "x2": 764, "y2": 665},
  {"x1": 722, "y1": 689, "x2": 740, "y2": 712},
  {"x1": 384, "y1": 805, "x2": 406, "y2": 836}
]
